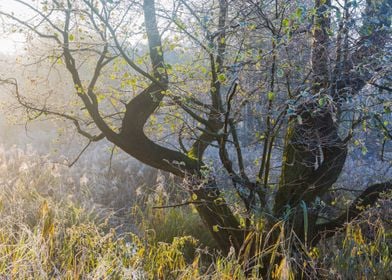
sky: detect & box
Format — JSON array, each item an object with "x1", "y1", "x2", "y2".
[
  {"x1": 0, "y1": 0, "x2": 169, "y2": 54},
  {"x1": 0, "y1": 34, "x2": 25, "y2": 54},
  {"x1": 0, "y1": 0, "x2": 31, "y2": 54}
]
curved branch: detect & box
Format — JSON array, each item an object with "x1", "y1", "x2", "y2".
[
  {"x1": 0, "y1": 78, "x2": 104, "y2": 142},
  {"x1": 313, "y1": 180, "x2": 392, "y2": 245}
]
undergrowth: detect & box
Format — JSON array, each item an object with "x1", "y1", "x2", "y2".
[{"x1": 0, "y1": 146, "x2": 390, "y2": 279}]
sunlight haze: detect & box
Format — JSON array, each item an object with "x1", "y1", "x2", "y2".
[{"x1": 0, "y1": 1, "x2": 31, "y2": 54}]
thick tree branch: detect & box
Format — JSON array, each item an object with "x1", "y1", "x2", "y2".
[{"x1": 313, "y1": 180, "x2": 392, "y2": 245}]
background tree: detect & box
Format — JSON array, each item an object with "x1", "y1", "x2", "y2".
[{"x1": 1, "y1": 0, "x2": 391, "y2": 277}]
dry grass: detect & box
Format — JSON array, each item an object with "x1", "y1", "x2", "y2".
[{"x1": 0, "y1": 145, "x2": 390, "y2": 279}]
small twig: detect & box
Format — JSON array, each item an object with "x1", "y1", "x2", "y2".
[
  {"x1": 107, "y1": 144, "x2": 116, "y2": 175},
  {"x1": 331, "y1": 188, "x2": 363, "y2": 193},
  {"x1": 152, "y1": 200, "x2": 203, "y2": 209},
  {"x1": 68, "y1": 140, "x2": 92, "y2": 167}
]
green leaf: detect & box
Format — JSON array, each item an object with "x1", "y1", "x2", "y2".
[
  {"x1": 361, "y1": 146, "x2": 368, "y2": 155},
  {"x1": 212, "y1": 225, "x2": 219, "y2": 232},
  {"x1": 69, "y1": 34, "x2": 75, "y2": 41},
  {"x1": 191, "y1": 193, "x2": 198, "y2": 201},
  {"x1": 97, "y1": 93, "x2": 105, "y2": 102},
  {"x1": 282, "y1": 18, "x2": 290, "y2": 27},
  {"x1": 267, "y1": 91, "x2": 275, "y2": 101},
  {"x1": 300, "y1": 201, "x2": 308, "y2": 244},
  {"x1": 214, "y1": 197, "x2": 224, "y2": 205},
  {"x1": 295, "y1": 7, "x2": 303, "y2": 19},
  {"x1": 217, "y1": 73, "x2": 226, "y2": 83}
]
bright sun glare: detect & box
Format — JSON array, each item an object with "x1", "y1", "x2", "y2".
[
  {"x1": 0, "y1": 35, "x2": 25, "y2": 54},
  {"x1": 0, "y1": 1, "x2": 30, "y2": 54}
]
